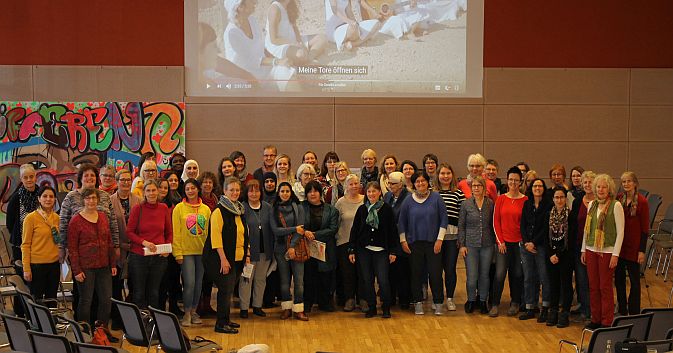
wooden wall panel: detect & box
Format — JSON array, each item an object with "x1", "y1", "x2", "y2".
[
  {"x1": 631, "y1": 69, "x2": 673, "y2": 105},
  {"x1": 629, "y1": 106, "x2": 673, "y2": 141},
  {"x1": 0, "y1": 66, "x2": 33, "y2": 101},
  {"x1": 484, "y1": 68, "x2": 629, "y2": 104},
  {"x1": 628, "y1": 142, "x2": 673, "y2": 179}
]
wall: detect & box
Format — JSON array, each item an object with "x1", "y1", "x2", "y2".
[{"x1": 1, "y1": 66, "x2": 671, "y2": 219}]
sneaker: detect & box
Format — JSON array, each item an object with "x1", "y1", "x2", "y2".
[
  {"x1": 446, "y1": 298, "x2": 457, "y2": 311},
  {"x1": 507, "y1": 303, "x2": 520, "y2": 317},
  {"x1": 191, "y1": 312, "x2": 202, "y2": 325},
  {"x1": 343, "y1": 298, "x2": 355, "y2": 312},
  {"x1": 181, "y1": 312, "x2": 192, "y2": 327},
  {"x1": 434, "y1": 304, "x2": 443, "y2": 316},
  {"x1": 360, "y1": 299, "x2": 369, "y2": 313},
  {"x1": 414, "y1": 302, "x2": 424, "y2": 315},
  {"x1": 488, "y1": 305, "x2": 499, "y2": 317}
]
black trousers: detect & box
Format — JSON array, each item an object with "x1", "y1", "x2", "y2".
[
  {"x1": 303, "y1": 258, "x2": 334, "y2": 311},
  {"x1": 263, "y1": 269, "x2": 280, "y2": 305},
  {"x1": 409, "y1": 241, "x2": 443, "y2": 304},
  {"x1": 206, "y1": 259, "x2": 242, "y2": 326},
  {"x1": 336, "y1": 244, "x2": 359, "y2": 301},
  {"x1": 158, "y1": 254, "x2": 182, "y2": 311},
  {"x1": 547, "y1": 252, "x2": 573, "y2": 311},
  {"x1": 615, "y1": 257, "x2": 641, "y2": 315},
  {"x1": 27, "y1": 262, "x2": 60, "y2": 304},
  {"x1": 389, "y1": 253, "x2": 411, "y2": 306}
]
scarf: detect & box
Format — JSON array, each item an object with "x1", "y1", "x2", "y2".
[
  {"x1": 619, "y1": 191, "x2": 638, "y2": 217},
  {"x1": 361, "y1": 166, "x2": 379, "y2": 184},
  {"x1": 584, "y1": 198, "x2": 611, "y2": 251},
  {"x1": 414, "y1": 189, "x2": 430, "y2": 199},
  {"x1": 365, "y1": 200, "x2": 383, "y2": 229},
  {"x1": 18, "y1": 185, "x2": 40, "y2": 238},
  {"x1": 549, "y1": 205, "x2": 569, "y2": 247},
  {"x1": 37, "y1": 207, "x2": 61, "y2": 244},
  {"x1": 219, "y1": 195, "x2": 244, "y2": 216}
]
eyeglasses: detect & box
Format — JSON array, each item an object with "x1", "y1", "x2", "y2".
[
  {"x1": 264, "y1": 154, "x2": 277, "y2": 158},
  {"x1": 144, "y1": 169, "x2": 157, "y2": 173},
  {"x1": 468, "y1": 164, "x2": 482, "y2": 169},
  {"x1": 471, "y1": 184, "x2": 484, "y2": 188},
  {"x1": 302, "y1": 173, "x2": 316, "y2": 177},
  {"x1": 100, "y1": 174, "x2": 114, "y2": 178},
  {"x1": 336, "y1": 169, "x2": 348, "y2": 173},
  {"x1": 551, "y1": 173, "x2": 564, "y2": 177},
  {"x1": 118, "y1": 178, "x2": 132, "y2": 183}
]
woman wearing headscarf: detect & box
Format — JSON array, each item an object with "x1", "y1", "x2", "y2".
[{"x1": 182, "y1": 159, "x2": 200, "y2": 182}]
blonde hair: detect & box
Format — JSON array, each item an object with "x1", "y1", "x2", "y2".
[
  {"x1": 361, "y1": 149, "x2": 377, "y2": 163},
  {"x1": 522, "y1": 170, "x2": 538, "y2": 193},
  {"x1": 140, "y1": 160, "x2": 158, "y2": 181},
  {"x1": 592, "y1": 174, "x2": 616, "y2": 199},
  {"x1": 620, "y1": 171, "x2": 639, "y2": 189},
  {"x1": 344, "y1": 173, "x2": 360, "y2": 193},
  {"x1": 274, "y1": 154, "x2": 295, "y2": 183},
  {"x1": 581, "y1": 170, "x2": 596, "y2": 184},
  {"x1": 466, "y1": 153, "x2": 487, "y2": 168}
]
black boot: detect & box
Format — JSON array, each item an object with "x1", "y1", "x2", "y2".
[
  {"x1": 464, "y1": 301, "x2": 475, "y2": 313},
  {"x1": 479, "y1": 301, "x2": 489, "y2": 314},
  {"x1": 546, "y1": 309, "x2": 558, "y2": 326},
  {"x1": 556, "y1": 311, "x2": 570, "y2": 328},
  {"x1": 519, "y1": 309, "x2": 535, "y2": 320},
  {"x1": 537, "y1": 307, "x2": 549, "y2": 323},
  {"x1": 382, "y1": 306, "x2": 391, "y2": 319}
]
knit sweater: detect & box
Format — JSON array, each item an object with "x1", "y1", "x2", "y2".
[
  {"x1": 67, "y1": 212, "x2": 114, "y2": 275},
  {"x1": 335, "y1": 196, "x2": 364, "y2": 246},
  {"x1": 126, "y1": 202, "x2": 173, "y2": 256},
  {"x1": 493, "y1": 194, "x2": 527, "y2": 244},
  {"x1": 21, "y1": 211, "x2": 60, "y2": 271},
  {"x1": 58, "y1": 189, "x2": 120, "y2": 248},
  {"x1": 617, "y1": 193, "x2": 649, "y2": 262},
  {"x1": 398, "y1": 192, "x2": 449, "y2": 244},
  {"x1": 436, "y1": 189, "x2": 466, "y2": 239},
  {"x1": 582, "y1": 200, "x2": 625, "y2": 256},
  {"x1": 172, "y1": 200, "x2": 211, "y2": 260}
]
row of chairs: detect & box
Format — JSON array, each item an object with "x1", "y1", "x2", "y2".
[
  {"x1": 558, "y1": 308, "x2": 673, "y2": 353},
  {"x1": 2, "y1": 289, "x2": 221, "y2": 353}
]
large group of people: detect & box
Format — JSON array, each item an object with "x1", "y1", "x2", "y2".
[{"x1": 8, "y1": 145, "x2": 650, "y2": 336}]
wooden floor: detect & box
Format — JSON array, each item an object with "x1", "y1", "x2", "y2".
[{"x1": 117, "y1": 260, "x2": 673, "y2": 353}]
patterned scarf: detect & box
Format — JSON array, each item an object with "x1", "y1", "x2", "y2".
[
  {"x1": 584, "y1": 198, "x2": 611, "y2": 251},
  {"x1": 219, "y1": 195, "x2": 245, "y2": 216},
  {"x1": 18, "y1": 185, "x2": 40, "y2": 237},
  {"x1": 619, "y1": 191, "x2": 638, "y2": 217},
  {"x1": 549, "y1": 205, "x2": 569, "y2": 249},
  {"x1": 365, "y1": 200, "x2": 383, "y2": 229}
]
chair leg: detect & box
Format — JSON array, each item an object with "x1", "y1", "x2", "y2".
[
  {"x1": 656, "y1": 250, "x2": 664, "y2": 275},
  {"x1": 665, "y1": 251, "x2": 672, "y2": 282}
]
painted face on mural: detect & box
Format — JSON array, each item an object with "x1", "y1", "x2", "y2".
[{"x1": 13, "y1": 144, "x2": 104, "y2": 174}]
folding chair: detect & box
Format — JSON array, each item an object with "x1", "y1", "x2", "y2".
[
  {"x1": 111, "y1": 298, "x2": 157, "y2": 353},
  {"x1": 28, "y1": 330, "x2": 73, "y2": 353},
  {"x1": 1, "y1": 312, "x2": 35, "y2": 353},
  {"x1": 148, "y1": 306, "x2": 221, "y2": 353},
  {"x1": 559, "y1": 324, "x2": 632, "y2": 353}
]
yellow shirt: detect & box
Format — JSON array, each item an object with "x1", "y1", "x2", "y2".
[
  {"x1": 21, "y1": 210, "x2": 60, "y2": 272},
  {"x1": 209, "y1": 208, "x2": 246, "y2": 262},
  {"x1": 171, "y1": 201, "x2": 211, "y2": 260}
]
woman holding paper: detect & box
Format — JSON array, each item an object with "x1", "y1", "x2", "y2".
[
  {"x1": 300, "y1": 181, "x2": 339, "y2": 317},
  {"x1": 126, "y1": 179, "x2": 173, "y2": 310},
  {"x1": 348, "y1": 181, "x2": 397, "y2": 318},
  {"x1": 172, "y1": 178, "x2": 211, "y2": 327},
  {"x1": 203, "y1": 177, "x2": 249, "y2": 334}
]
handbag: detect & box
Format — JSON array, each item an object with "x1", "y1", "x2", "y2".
[
  {"x1": 615, "y1": 338, "x2": 647, "y2": 353},
  {"x1": 91, "y1": 321, "x2": 111, "y2": 346},
  {"x1": 278, "y1": 206, "x2": 309, "y2": 263}
]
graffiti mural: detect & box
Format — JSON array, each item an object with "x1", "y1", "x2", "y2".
[{"x1": 0, "y1": 101, "x2": 186, "y2": 223}]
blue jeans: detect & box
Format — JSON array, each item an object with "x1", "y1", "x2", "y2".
[
  {"x1": 275, "y1": 251, "x2": 304, "y2": 305},
  {"x1": 574, "y1": 249, "x2": 591, "y2": 316},
  {"x1": 521, "y1": 244, "x2": 551, "y2": 308},
  {"x1": 180, "y1": 255, "x2": 204, "y2": 311},
  {"x1": 128, "y1": 253, "x2": 167, "y2": 309},
  {"x1": 465, "y1": 246, "x2": 494, "y2": 302},
  {"x1": 356, "y1": 248, "x2": 391, "y2": 309},
  {"x1": 492, "y1": 242, "x2": 523, "y2": 306}
]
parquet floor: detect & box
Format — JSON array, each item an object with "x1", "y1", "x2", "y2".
[{"x1": 118, "y1": 260, "x2": 673, "y2": 353}]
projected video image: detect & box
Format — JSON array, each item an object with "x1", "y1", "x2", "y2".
[{"x1": 191, "y1": 0, "x2": 472, "y2": 96}]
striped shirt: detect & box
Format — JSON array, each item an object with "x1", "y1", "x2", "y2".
[{"x1": 437, "y1": 189, "x2": 465, "y2": 240}]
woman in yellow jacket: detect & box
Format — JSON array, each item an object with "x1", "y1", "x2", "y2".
[
  {"x1": 21, "y1": 185, "x2": 61, "y2": 302},
  {"x1": 172, "y1": 178, "x2": 211, "y2": 327}
]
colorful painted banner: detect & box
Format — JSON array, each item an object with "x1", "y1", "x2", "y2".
[{"x1": 0, "y1": 101, "x2": 186, "y2": 223}]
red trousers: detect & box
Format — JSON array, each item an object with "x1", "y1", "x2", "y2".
[{"x1": 585, "y1": 250, "x2": 616, "y2": 326}]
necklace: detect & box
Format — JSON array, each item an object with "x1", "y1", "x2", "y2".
[{"x1": 249, "y1": 202, "x2": 262, "y2": 230}]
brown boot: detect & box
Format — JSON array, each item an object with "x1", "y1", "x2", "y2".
[
  {"x1": 294, "y1": 311, "x2": 309, "y2": 321},
  {"x1": 280, "y1": 309, "x2": 291, "y2": 320}
]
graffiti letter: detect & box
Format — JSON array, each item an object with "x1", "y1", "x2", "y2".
[
  {"x1": 39, "y1": 103, "x2": 69, "y2": 148},
  {"x1": 142, "y1": 103, "x2": 184, "y2": 155},
  {"x1": 6, "y1": 107, "x2": 26, "y2": 142},
  {"x1": 107, "y1": 102, "x2": 143, "y2": 152},
  {"x1": 59, "y1": 112, "x2": 88, "y2": 152},
  {"x1": 17, "y1": 112, "x2": 44, "y2": 142},
  {"x1": 83, "y1": 107, "x2": 113, "y2": 151}
]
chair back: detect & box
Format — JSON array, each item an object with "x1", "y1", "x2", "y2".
[
  {"x1": 73, "y1": 342, "x2": 119, "y2": 353},
  {"x1": 647, "y1": 194, "x2": 663, "y2": 228},
  {"x1": 642, "y1": 308, "x2": 673, "y2": 340},
  {"x1": 612, "y1": 312, "x2": 653, "y2": 341},
  {"x1": 586, "y1": 324, "x2": 632, "y2": 353},
  {"x1": 0, "y1": 225, "x2": 14, "y2": 267},
  {"x1": 28, "y1": 330, "x2": 73, "y2": 353},
  {"x1": 27, "y1": 301, "x2": 58, "y2": 334},
  {"x1": 659, "y1": 204, "x2": 673, "y2": 235},
  {"x1": 639, "y1": 189, "x2": 650, "y2": 198},
  {"x1": 1, "y1": 312, "x2": 35, "y2": 353},
  {"x1": 111, "y1": 298, "x2": 151, "y2": 346},
  {"x1": 61, "y1": 316, "x2": 90, "y2": 343},
  {"x1": 148, "y1": 306, "x2": 188, "y2": 353},
  {"x1": 15, "y1": 289, "x2": 39, "y2": 328}
]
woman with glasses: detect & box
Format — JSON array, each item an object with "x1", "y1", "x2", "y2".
[
  {"x1": 568, "y1": 171, "x2": 595, "y2": 322},
  {"x1": 398, "y1": 171, "x2": 448, "y2": 316},
  {"x1": 99, "y1": 166, "x2": 117, "y2": 194},
  {"x1": 457, "y1": 153, "x2": 498, "y2": 202},
  {"x1": 132, "y1": 160, "x2": 159, "y2": 198},
  {"x1": 325, "y1": 161, "x2": 349, "y2": 205},
  {"x1": 318, "y1": 151, "x2": 340, "y2": 196},
  {"x1": 546, "y1": 187, "x2": 573, "y2": 328},
  {"x1": 422, "y1": 154, "x2": 438, "y2": 189},
  {"x1": 549, "y1": 164, "x2": 570, "y2": 192},
  {"x1": 399, "y1": 160, "x2": 418, "y2": 191},
  {"x1": 292, "y1": 164, "x2": 317, "y2": 202},
  {"x1": 491, "y1": 167, "x2": 527, "y2": 318}
]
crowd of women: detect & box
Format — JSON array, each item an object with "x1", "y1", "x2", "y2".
[{"x1": 8, "y1": 145, "x2": 649, "y2": 336}]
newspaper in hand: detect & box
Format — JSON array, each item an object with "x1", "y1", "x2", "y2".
[
  {"x1": 308, "y1": 240, "x2": 327, "y2": 262},
  {"x1": 144, "y1": 243, "x2": 172, "y2": 256}
]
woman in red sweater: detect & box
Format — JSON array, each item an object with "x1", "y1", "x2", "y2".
[
  {"x1": 126, "y1": 179, "x2": 173, "y2": 309},
  {"x1": 67, "y1": 188, "x2": 116, "y2": 326},
  {"x1": 615, "y1": 171, "x2": 649, "y2": 315},
  {"x1": 491, "y1": 167, "x2": 527, "y2": 317}
]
